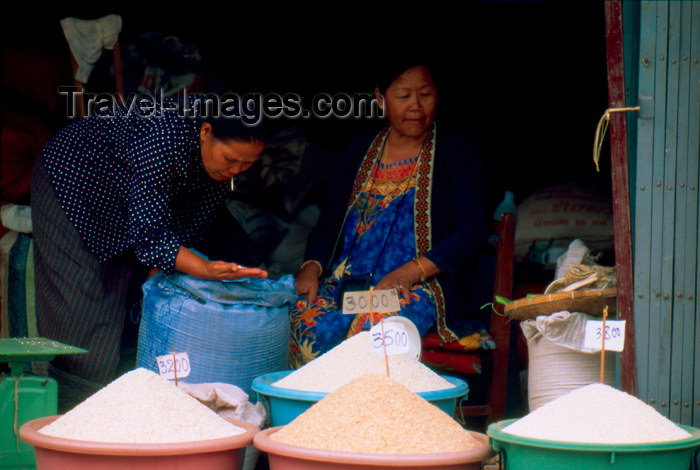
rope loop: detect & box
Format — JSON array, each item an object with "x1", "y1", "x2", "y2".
[{"x1": 593, "y1": 106, "x2": 640, "y2": 172}]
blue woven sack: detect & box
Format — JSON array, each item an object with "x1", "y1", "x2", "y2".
[{"x1": 136, "y1": 271, "x2": 296, "y2": 397}]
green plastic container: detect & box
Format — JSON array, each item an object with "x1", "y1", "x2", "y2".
[
  {"x1": 487, "y1": 419, "x2": 700, "y2": 470},
  {"x1": 0, "y1": 337, "x2": 87, "y2": 469},
  {"x1": 0, "y1": 374, "x2": 57, "y2": 469}
]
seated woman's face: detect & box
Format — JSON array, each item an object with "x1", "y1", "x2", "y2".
[{"x1": 382, "y1": 66, "x2": 438, "y2": 139}]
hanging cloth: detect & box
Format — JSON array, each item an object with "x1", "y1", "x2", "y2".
[{"x1": 61, "y1": 14, "x2": 122, "y2": 83}]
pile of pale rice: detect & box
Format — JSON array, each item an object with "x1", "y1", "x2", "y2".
[
  {"x1": 502, "y1": 383, "x2": 691, "y2": 444},
  {"x1": 39, "y1": 368, "x2": 245, "y2": 443},
  {"x1": 270, "y1": 373, "x2": 483, "y2": 454},
  {"x1": 274, "y1": 331, "x2": 453, "y2": 393}
]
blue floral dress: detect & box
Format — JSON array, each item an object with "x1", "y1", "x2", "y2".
[{"x1": 289, "y1": 127, "x2": 440, "y2": 368}]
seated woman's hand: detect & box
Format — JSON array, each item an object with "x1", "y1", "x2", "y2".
[
  {"x1": 375, "y1": 262, "x2": 422, "y2": 304},
  {"x1": 295, "y1": 263, "x2": 321, "y2": 302}
]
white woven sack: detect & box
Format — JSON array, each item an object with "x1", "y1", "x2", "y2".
[{"x1": 522, "y1": 312, "x2": 616, "y2": 412}]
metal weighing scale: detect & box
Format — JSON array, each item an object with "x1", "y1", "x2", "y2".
[{"x1": 0, "y1": 337, "x2": 87, "y2": 469}]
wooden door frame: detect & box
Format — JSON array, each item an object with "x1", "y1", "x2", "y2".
[{"x1": 604, "y1": 0, "x2": 637, "y2": 396}]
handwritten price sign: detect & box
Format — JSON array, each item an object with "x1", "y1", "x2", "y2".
[
  {"x1": 584, "y1": 320, "x2": 626, "y2": 352},
  {"x1": 156, "y1": 352, "x2": 191, "y2": 380},
  {"x1": 369, "y1": 321, "x2": 410, "y2": 357},
  {"x1": 343, "y1": 289, "x2": 401, "y2": 314}
]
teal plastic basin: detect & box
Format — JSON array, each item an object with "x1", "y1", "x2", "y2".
[
  {"x1": 252, "y1": 370, "x2": 468, "y2": 427},
  {"x1": 487, "y1": 419, "x2": 700, "y2": 470}
]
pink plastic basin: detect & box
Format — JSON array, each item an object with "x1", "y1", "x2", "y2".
[
  {"x1": 20, "y1": 415, "x2": 258, "y2": 470},
  {"x1": 254, "y1": 426, "x2": 495, "y2": 470}
]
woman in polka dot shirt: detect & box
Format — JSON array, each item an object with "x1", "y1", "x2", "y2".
[{"x1": 30, "y1": 94, "x2": 267, "y2": 404}]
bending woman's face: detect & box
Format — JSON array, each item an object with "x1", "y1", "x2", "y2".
[
  {"x1": 378, "y1": 65, "x2": 438, "y2": 139},
  {"x1": 199, "y1": 122, "x2": 264, "y2": 182}
]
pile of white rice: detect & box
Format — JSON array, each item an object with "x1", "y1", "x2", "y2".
[
  {"x1": 39, "y1": 368, "x2": 246, "y2": 443},
  {"x1": 273, "y1": 331, "x2": 453, "y2": 393},
  {"x1": 502, "y1": 383, "x2": 692, "y2": 444}
]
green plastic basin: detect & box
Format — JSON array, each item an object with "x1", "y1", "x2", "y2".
[{"x1": 487, "y1": 419, "x2": 700, "y2": 470}]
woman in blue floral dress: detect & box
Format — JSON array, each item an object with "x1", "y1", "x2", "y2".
[{"x1": 291, "y1": 63, "x2": 491, "y2": 368}]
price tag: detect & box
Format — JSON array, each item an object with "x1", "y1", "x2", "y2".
[
  {"x1": 584, "y1": 320, "x2": 626, "y2": 352},
  {"x1": 342, "y1": 289, "x2": 401, "y2": 314},
  {"x1": 156, "y1": 352, "x2": 192, "y2": 380},
  {"x1": 369, "y1": 321, "x2": 410, "y2": 356}
]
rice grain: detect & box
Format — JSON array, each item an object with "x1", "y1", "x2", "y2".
[
  {"x1": 274, "y1": 332, "x2": 452, "y2": 393},
  {"x1": 270, "y1": 373, "x2": 482, "y2": 454},
  {"x1": 502, "y1": 383, "x2": 691, "y2": 444},
  {"x1": 39, "y1": 368, "x2": 245, "y2": 443}
]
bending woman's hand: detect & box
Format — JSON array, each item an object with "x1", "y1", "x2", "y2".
[
  {"x1": 175, "y1": 246, "x2": 268, "y2": 281},
  {"x1": 295, "y1": 262, "x2": 322, "y2": 303},
  {"x1": 203, "y1": 260, "x2": 268, "y2": 280}
]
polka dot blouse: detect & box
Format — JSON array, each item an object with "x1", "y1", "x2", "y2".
[{"x1": 41, "y1": 94, "x2": 228, "y2": 274}]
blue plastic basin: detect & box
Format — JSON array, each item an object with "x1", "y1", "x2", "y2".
[{"x1": 252, "y1": 370, "x2": 468, "y2": 427}]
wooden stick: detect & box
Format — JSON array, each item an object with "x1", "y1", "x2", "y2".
[
  {"x1": 173, "y1": 346, "x2": 178, "y2": 387},
  {"x1": 600, "y1": 306, "x2": 609, "y2": 383},
  {"x1": 369, "y1": 286, "x2": 375, "y2": 328},
  {"x1": 380, "y1": 319, "x2": 390, "y2": 378}
]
